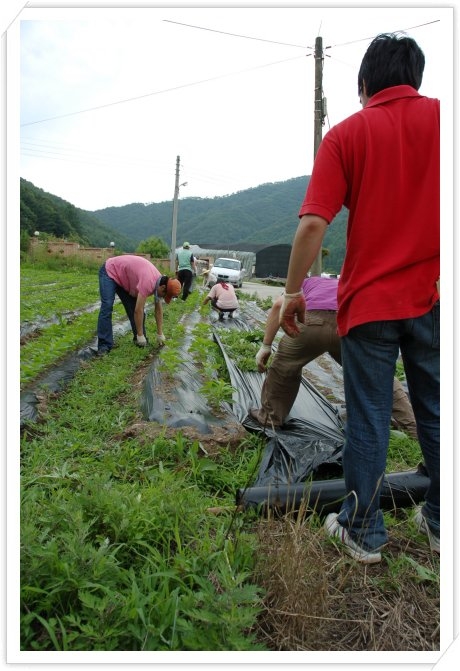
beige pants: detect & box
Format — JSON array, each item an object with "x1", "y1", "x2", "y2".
[{"x1": 258, "y1": 310, "x2": 418, "y2": 440}]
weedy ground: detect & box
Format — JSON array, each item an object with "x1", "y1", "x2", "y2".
[{"x1": 19, "y1": 261, "x2": 440, "y2": 653}]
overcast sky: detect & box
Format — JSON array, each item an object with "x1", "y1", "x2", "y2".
[{"x1": 7, "y1": 4, "x2": 454, "y2": 211}]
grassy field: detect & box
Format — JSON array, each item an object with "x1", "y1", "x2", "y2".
[{"x1": 18, "y1": 260, "x2": 440, "y2": 654}]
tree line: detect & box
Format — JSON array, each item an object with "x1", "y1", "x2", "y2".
[{"x1": 20, "y1": 177, "x2": 347, "y2": 274}]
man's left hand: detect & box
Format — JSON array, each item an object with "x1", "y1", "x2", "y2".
[{"x1": 255, "y1": 344, "x2": 272, "y2": 372}]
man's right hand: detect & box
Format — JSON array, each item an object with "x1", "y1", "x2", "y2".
[
  {"x1": 279, "y1": 292, "x2": 306, "y2": 337},
  {"x1": 255, "y1": 344, "x2": 272, "y2": 372}
]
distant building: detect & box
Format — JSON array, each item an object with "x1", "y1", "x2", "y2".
[{"x1": 254, "y1": 244, "x2": 292, "y2": 279}]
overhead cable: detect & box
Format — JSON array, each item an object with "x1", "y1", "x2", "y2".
[{"x1": 21, "y1": 54, "x2": 307, "y2": 127}]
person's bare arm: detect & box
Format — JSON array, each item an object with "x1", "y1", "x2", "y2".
[
  {"x1": 285, "y1": 215, "x2": 327, "y2": 292},
  {"x1": 154, "y1": 299, "x2": 163, "y2": 336},
  {"x1": 255, "y1": 296, "x2": 283, "y2": 372},
  {"x1": 264, "y1": 296, "x2": 283, "y2": 345},
  {"x1": 281, "y1": 215, "x2": 328, "y2": 336},
  {"x1": 134, "y1": 295, "x2": 147, "y2": 336}
]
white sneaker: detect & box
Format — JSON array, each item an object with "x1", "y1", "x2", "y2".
[
  {"x1": 324, "y1": 513, "x2": 382, "y2": 564},
  {"x1": 413, "y1": 507, "x2": 440, "y2": 553}
]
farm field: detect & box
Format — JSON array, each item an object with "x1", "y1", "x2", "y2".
[{"x1": 18, "y1": 261, "x2": 440, "y2": 655}]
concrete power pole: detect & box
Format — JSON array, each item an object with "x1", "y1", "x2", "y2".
[
  {"x1": 309, "y1": 35, "x2": 325, "y2": 277},
  {"x1": 170, "y1": 155, "x2": 180, "y2": 272}
]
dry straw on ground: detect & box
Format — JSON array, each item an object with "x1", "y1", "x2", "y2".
[
  {"x1": 252, "y1": 502, "x2": 440, "y2": 651},
  {"x1": 123, "y1": 333, "x2": 440, "y2": 653}
]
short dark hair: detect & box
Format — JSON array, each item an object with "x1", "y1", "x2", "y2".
[{"x1": 358, "y1": 32, "x2": 425, "y2": 98}]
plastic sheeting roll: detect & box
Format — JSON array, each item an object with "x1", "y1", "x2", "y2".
[{"x1": 236, "y1": 464, "x2": 430, "y2": 516}]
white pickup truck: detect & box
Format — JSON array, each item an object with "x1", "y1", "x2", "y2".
[{"x1": 207, "y1": 257, "x2": 245, "y2": 289}]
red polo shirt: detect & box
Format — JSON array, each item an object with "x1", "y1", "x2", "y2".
[{"x1": 299, "y1": 85, "x2": 440, "y2": 336}]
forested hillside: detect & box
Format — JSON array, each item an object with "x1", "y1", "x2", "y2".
[
  {"x1": 20, "y1": 177, "x2": 347, "y2": 273},
  {"x1": 94, "y1": 178, "x2": 311, "y2": 247},
  {"x1": 93, "y1": 176, "x2": 347, "y2": 273},
  {"x1": 20, "y1": 179, "x2": 135, "y2": 251}
]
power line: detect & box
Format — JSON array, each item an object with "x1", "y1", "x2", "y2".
[
  {"x1": 325, "y1": 19, "x2": 440, "y2": 49},
  {"x1": 21, "y1": 54, "x2": 307, "y2": 127},
  {"x1": 164, "y1": 17, "x2": 439, "y2": 52},
  {"x1": 21, "y1": 18, "x2": 439, "y2": 128},
  {"x1": 320, "y1": 19, "x2": 440, "y2": 127},
  {"x1": 20, "y1": 136, "x2": 269, "y2": 187},
  {"x1": 20, "y1": 138, "x2": 175, "y2": 174},
  {"x1": 163, "y1": 19, "x2": 312, "y2": 50}
]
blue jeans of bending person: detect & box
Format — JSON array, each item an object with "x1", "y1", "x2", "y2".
[
  {"x1": 338, "y1": 302, "x2": 440, "y2": 552},
  {"x1": 97, "y1": 263, "x2": 146, "y2": 352}
]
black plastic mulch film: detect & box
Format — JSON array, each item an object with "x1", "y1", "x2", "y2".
[
  {"x1": 140, "y1": 313, "x2": 428, "y2": 515},
  {"x1": 21, "y1": 310, "x2": 429, "y2": 514}
]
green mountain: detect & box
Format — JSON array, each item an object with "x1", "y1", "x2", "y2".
[
  {"x1": 92, "y1": 177, "x2": 347, "y2": 273},
  {"x1": 20, "y1": 178, "x2": 135, "y2": 251},
  {"x1": 93, "y1": 177, "x2": 311, "y2": 248},
  {"x1": 20, "y1": 176, "x2": 347, "y2": 273}
]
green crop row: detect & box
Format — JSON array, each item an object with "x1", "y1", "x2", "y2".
[
  {"x1": 20, "y1": 304, "x2": 125, "y2": 389},
  {"x1": 21, "y1": 265, "x2": 100, "y2": 322},
  {"x1": 20, "y1": 285, "x2": 268, "y2": 651},
  {"x1": 19, "y1": 264, "x2": 438, "y2": 653}
]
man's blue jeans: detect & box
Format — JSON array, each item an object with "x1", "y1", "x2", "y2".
[
  {"x1": 97, "y1": 263, "x2": 146, "y2": 352},
  {"x1": 338, "y1": 303, "x2": 440, "y2": 551}
]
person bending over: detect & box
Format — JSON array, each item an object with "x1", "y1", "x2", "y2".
[
  {"x1": 251, "y1": 275, "x2": 417, "y2": 441},
  {"x1": 97, "y1": 254, "x2": 181, "y2": 354}
]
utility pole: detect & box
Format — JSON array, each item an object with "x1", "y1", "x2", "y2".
[
  {"x1": 309, "y1": 35, "x2": 325, "y2": 277},
  {"x1": 170, "y1": 155, "x2": 180, "y2": 272}
]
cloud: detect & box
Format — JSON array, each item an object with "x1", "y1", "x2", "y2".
[{"x1": 12, "y1": 5, "x2": 448, "y2": 210}]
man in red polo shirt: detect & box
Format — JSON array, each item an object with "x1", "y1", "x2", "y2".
[{"x1": 280, "y1": 33, "x2": 439, "y2": 563}]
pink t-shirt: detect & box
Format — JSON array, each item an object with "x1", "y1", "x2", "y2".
[
  {"x1": 105, "y1": 255, "x2": 161, "y2": 298},
  {"x1": 302, "y1": 276, "x2": 338, "y2": 310},
  {"x1": 207, "y1": 282, "x2": 239, "y2": 309}
]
